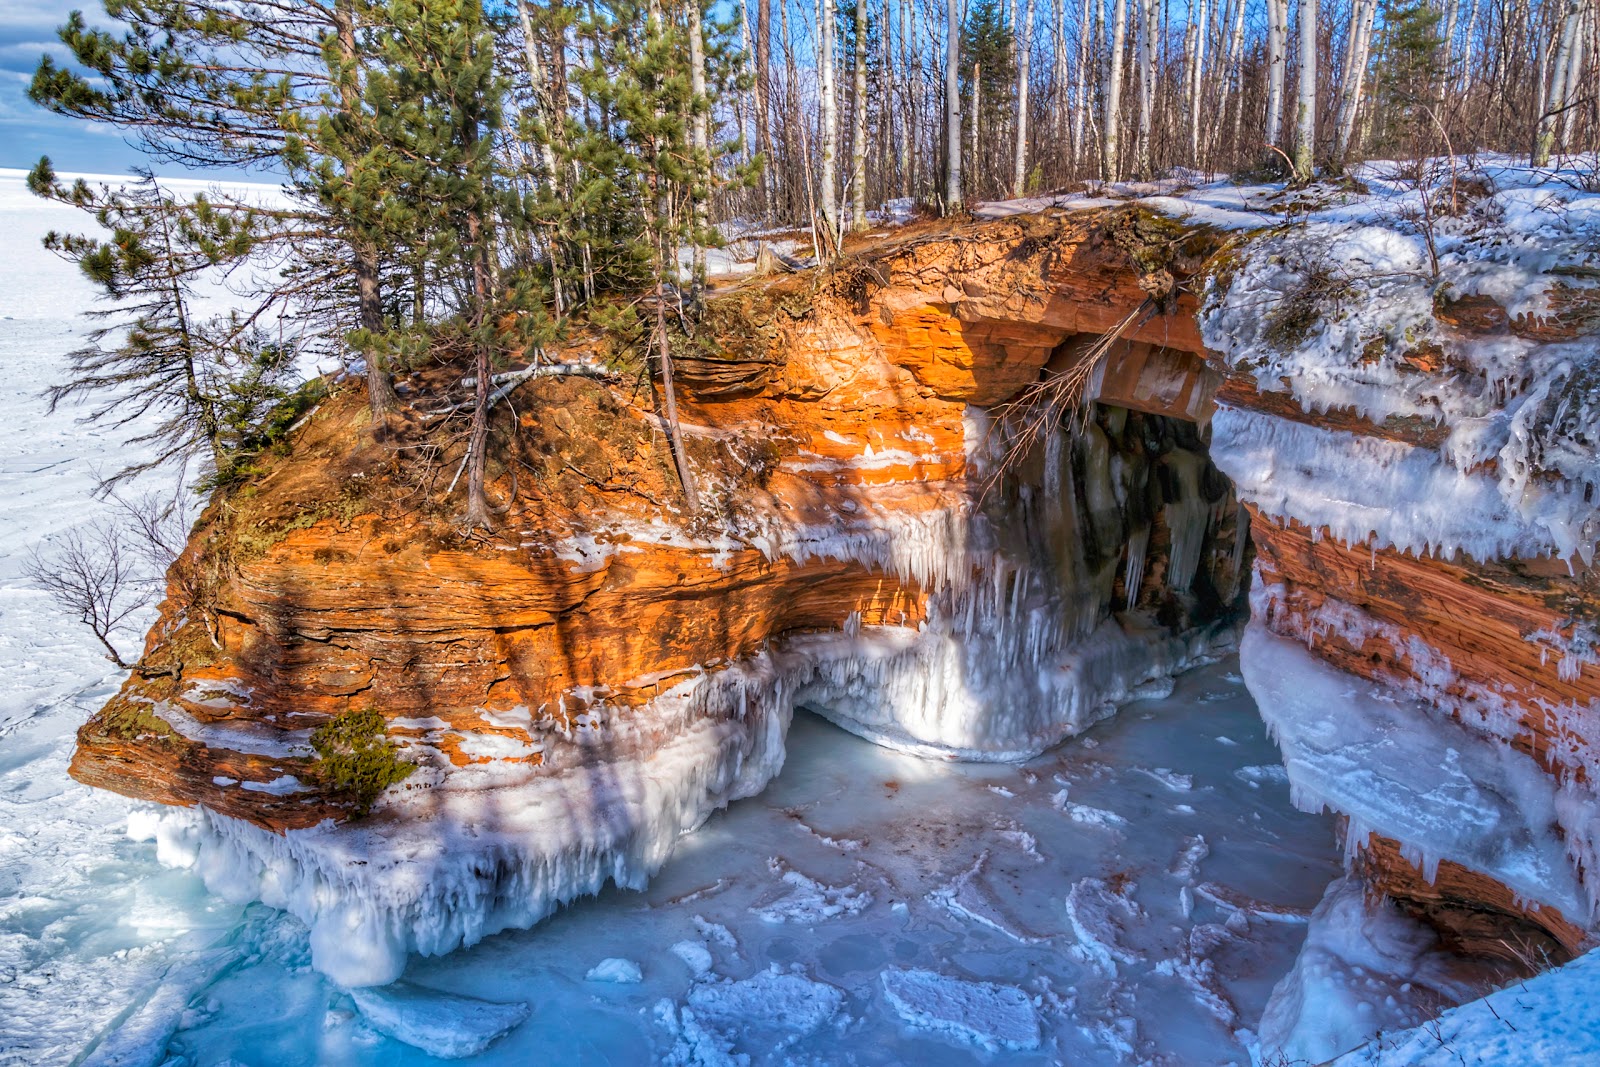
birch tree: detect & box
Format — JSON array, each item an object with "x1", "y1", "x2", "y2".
[
  {"x1": 1265, "y1": 0, "x2": 1289, "y2": 149},
  {"x1": 820, "y1": 0, "x2": 840, "y2": 240},
  {"x1": 1104, "y1": 0, "x2": 1129, "y2": 180},
  {"x1": 852, "y1": 0, "x2": 870, "y2": 228},
  {"x1": 1333, "y1": 0, "x2": 1377, "y2": 165},
  {"x1": 1013, "y1": 0, "x2": 1035, "y2": 194},
  {"x1": 1293, "y1": 0, "x2": 1318, "y2": 179}
]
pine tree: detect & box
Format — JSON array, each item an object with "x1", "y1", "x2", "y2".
[
  {"x1": 29, "y1": 1, "x2": 408, "y2": 422},
  {"x1": 1368, "y1": 0, "x2": 1444, "y2": 159},
  {"x1": 960, "y1": 0, "x2": 1017, "y2": 198},
  {"x1": 27, "y1": 161, "x2": 297, "y2": 486}
]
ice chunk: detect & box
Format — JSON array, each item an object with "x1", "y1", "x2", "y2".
[
  {"x1": 927, "y1": 853, "x2": 1046, "y2": 944},
  {"x1": 585, "y1": 958, "x2": 643, "y2": 984},
  {"x1": 1065, "y1": 877, "x2": 1147, "y2": 974},
  {"x1": 239, "y1": 774, "x2": 306, "y2": 795},
  {"x1": 685, "y1": 967, "x2": 844, "y2": 1039},
  {"x1": 350, "y1": 982, "x2": 530, "y2": 1059},
  {"x1": 880, "y1": 968, "x2": 1040, "y2": 1051},
  {"x1": 670, "y1": 941, "x2": 714, "y2": 977},
  {"x1": 1256, "y1": 877, "x2": 1494, "y2": 1066},
  {"x1": 751, "y1": 858, "x2": 872, "y2": 924}
]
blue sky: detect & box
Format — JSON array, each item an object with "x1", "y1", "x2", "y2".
[{"x1": 0, "y1": 1, "x2": 154, "y2": 175}]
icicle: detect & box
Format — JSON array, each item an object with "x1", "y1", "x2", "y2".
[
  {"x1": 1123, "y1": 525, "x2": 1150, "y2": 611},
  {"x1": 1162, "y1": 450, "x2": 1209, "y2": 594}
]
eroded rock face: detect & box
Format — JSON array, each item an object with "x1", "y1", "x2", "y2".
[
  {"x1": 1204, "y1": 198, "x2": 1600, "y2": 962},
  {"x1": 70, "y1": 199, "x2": 1600, "y2": 982},
  {"x1": 68, "y1": 209, "x2": 1251, "y2": 981}
]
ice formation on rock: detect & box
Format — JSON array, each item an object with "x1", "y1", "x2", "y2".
[
  {"x1": 1330, "y1": 944, "x2": 1600, "y2": 1066},
  {"x1": 128, "y1": 657, "x2": 795, "y2": 987},
  {"x1": 1242, "y1": 620, "x2": 1592, "y2": 921},
  {"x1": 1202, "y1": 163, "x2": 1600, "y2": 567},
  {"x1": 1255, "y1": 877, "x2": 1498, "y2": 1067}
]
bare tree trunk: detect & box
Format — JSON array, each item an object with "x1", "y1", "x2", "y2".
[
  {"x1": 1135, "y1": 0, "x2": 1156, "y2": 175},
  {"x1": 898, "y1": 0, "x2": 914, "y2": 196},
  {"x1": 945, "y1": 0, "x2": 963, "y2": 212},
  {"x1": 852, "y1": 0, "x2": 870, "y2": 229},
  {"x1": 463, "y1": 218, "x2": 494, "y2": 531},
  {"x1": 336, "y1": 0, "x2": 399, "y2": 421},
  {"x1": 1072, "y1": 0, "x2": 1093, "y2": 171},
  {"x1": 1559, "y1": 0, "x2": 1590, "y2": 144},
  {"x1": 881, "y1": 0, "x2": 895, "y2": 205},
  {"x1": 972, "y1": 61, "x2": 982, "y2": 194},
  {"x1": 655, "y1": 280, "x2": 700, "y2": 511},
  {"x1": 1224, "y1": 0, "x2": 1246, "y2": 162},
  {"x1": 1292, "y1": 0, "x2": 1317, "y2": 180},
  {"x1": 755, "y1": 0, "x2": 775, "y2": 216},
  {"x1": 1104, "y1": 0, "x2": 1129, "y2": 180},
  {"x1": 1265, "y1": 0, "x2": 1288, "y2": 149},
  {"x1": 1185, "y1": 0, "x2": 1207, "y2": 163},
  {"x1": 1052, "y1": 0, "x2": 1067, "y2": 176},
  {"x1": 1333, "y1": 0, "x2": 1376, "y2": 166},
  {"x1": 1535, "y1": 0, "x2": 1584, "y2": 164},
  {"x1": 688, "y1": 0, "x2": 710, "y2": 289},
  {"x1": 820, "y1": 0, "x2": 841, "y2": 238},
  {"x1": 1013, "y1": 0, "x2": 1036, "y2": 194},
  {"x1": 517, "y1": 0, "x2": 563, "y2": 190}
]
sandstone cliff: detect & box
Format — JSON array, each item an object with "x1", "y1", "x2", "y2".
[{"x1": 70, "y1": 186, "x2": 1600, "y2": 988}]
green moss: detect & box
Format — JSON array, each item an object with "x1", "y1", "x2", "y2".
[
  {"x1": 311, "y1": 708, "x2": 415, "y2": 815},
  {"x1": 94, "y1": 700, "x2": 180, "y2": 747}
]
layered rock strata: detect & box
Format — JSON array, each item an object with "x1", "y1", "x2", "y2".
[
  {"x1": 72, "y1": 187, "x2": 1600, "y2": 986},
  {"x1": 75, "y1": 210, "x2": 1246, "y2": 983},
  {"x1": 1203, "y1": 189, "x2": 1600, "y2": 963}
]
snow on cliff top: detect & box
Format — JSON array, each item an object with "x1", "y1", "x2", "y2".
[{"x1": 983, "y1": 156, "x2": 1600, "y2": 568}]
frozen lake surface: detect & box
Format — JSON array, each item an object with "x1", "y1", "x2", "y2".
[{"x1": 0, "y1": 170, "x2": 1341, "y2": 1065}]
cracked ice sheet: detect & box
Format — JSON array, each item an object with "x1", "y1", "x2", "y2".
[{"x1": 23, "y1": 660, "x2": 1335, "y2": 1066}]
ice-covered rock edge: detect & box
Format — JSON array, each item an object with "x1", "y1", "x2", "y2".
[
  {"x1": 133, "y1": 597, "x2": 1233, "y2": 989},
  {"x1": 133, "y1": 656, "x2": 797, "y2": 988},
  {"x1": 1200, "y1": 159, "x2": 1600, "y2": 568}
]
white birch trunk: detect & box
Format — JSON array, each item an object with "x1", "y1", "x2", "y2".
[
  {"x1": 1535, "y1": 0, "x2": 1585, "y2": 165},
  {"x1": 852, "y1": 0, "x2": 869, "y2": 229},
  {"x1": 1104, "y1": 0, "x2": 1128, "y2": 181},
  {"x1": 820, "y1": 0, "x2": 840, "y2": 238},
  {"x1": 1071, "y1": 0, "x2": 1092, "y2": 169},
  {"x1": 898, "y1": 0, "x2": 914, "y2": 197},
  {"x1": 1134, "y1": 0, "x2": 1155, "y2": 175},
  {"x1": 1014, "y1": 0, "x2": 1036, "y2": 194},
  {"x1": 945, "y1": 0, "x2": 963, "y2": 212},
  {"x1": 1265, "y1": 0, "x2": 1288, "y2": 148},
  {"x1": 1291, "y1": 0, "x2": 1317, "y2": 179},
  {"x1": 1333, "y1": 0, "x2": 1375, "y2": 166},
  {"x1": 971, "y1": 61, "x2": 981, "y2": 192},
  {"x1": 1052, "y1": 0, "x2": 1068, "y2": 161},
  {"x1": 1223, "y1": 0, "x2": 1246, "y2": 158},
  {"x1": 689, "y1": 0, "x2": 710, "y2": 287},
  {"x1": 1559, "y1": 0, "x2": 1590, "y2": 143},
  {"x1": 516, "y1": 0, "x2": 562, "y2": 192},
  {"x1": 1185, "y1": 0, "x2": 1206, "y2": 163}
]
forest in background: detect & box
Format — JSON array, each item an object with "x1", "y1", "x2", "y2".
[{"x1": 15, "y1": 0, "x2": 1599, "y2": 542}]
